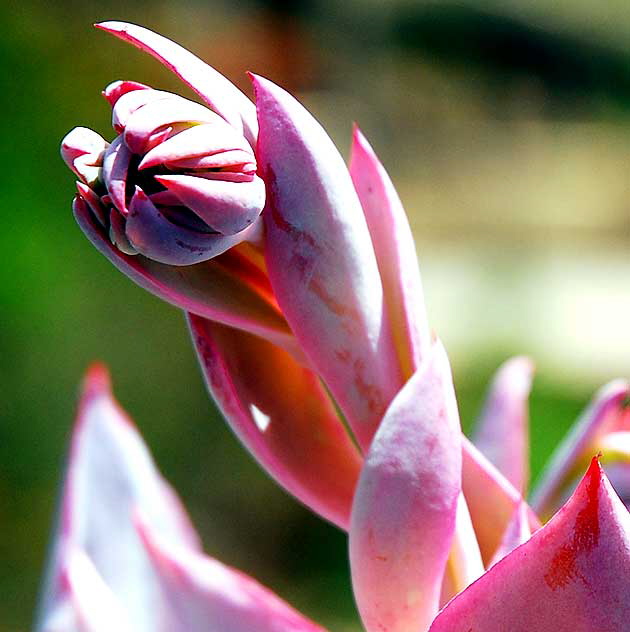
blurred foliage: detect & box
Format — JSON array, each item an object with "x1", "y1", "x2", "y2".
[{"x1": 2, "y1": 1, "x2": 629, "y2": 630}]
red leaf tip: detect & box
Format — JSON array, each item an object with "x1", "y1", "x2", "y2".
[{"x1": 81, "y1": 363, "x2": 111, "y2": 401}]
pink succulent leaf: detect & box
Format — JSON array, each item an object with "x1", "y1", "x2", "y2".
[
  {"x1": 531, "y1": 379, "x2": 630, "y2": 518},
  {"x1": 138, "y1": 123, "x2": 253, "y2": 170},
  {"x1": 36, "y1": 365, "x2": 201, "y2": 632},
  {"x1": 95, "y1": 21, "x2": 257, "y2": 145},
  {"x1": 462, "y1": 437, "x2": 541, "y2": 565},
  {"x1": 472, "y1": 356, "x2": 534, "y2": 494},
  {"x1": 253, "y1": 73, "x2": 402, "y2": 451},
  {"x1": 349, "y1": 340, "x2": 461, "y2": 632},
  {"x1": 136, "y1": 514, "x2": 328, "y2": 632},
  {"x1": 43, "y1": 550, "x2": 135, "y2": 632},
  {"x1": 155, "y1": 175, "x2": 265, "y2": 235},
  {"x1": 73, "y1": 196, "x2": 298, "y2": 357},
  {"x1": 125, "y1": 187, "x2": 248, "y2": 265},
  {"x1": 188, "y1": 315, "x2": 362, "y2": 529},
  {"x1": 488, "y1": 500, "x2": 533, "y2": 567},
  {"x1": 430, "y1": 459, "x2": 630, "y2": 632},
  {"x1": 101, "y1": 135, "x2": 132, "y2": 214},
  {"x1": 349, "y1": 126, "x2": 431, "y2": 379},
  {"x1": 60, "y1": 127, "x2": 108, "y2": 186},
  {"x1": 122, "y1": 95, "x2": 220, "y2": 154},
  {"x1": 102, "y1": 79, "x2": 151, "y2": 108},
  {"x1": 440, "y1": 494, "x2": 484, "y2": 605}
]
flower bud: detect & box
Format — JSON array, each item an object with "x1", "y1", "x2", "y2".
[{"x1": 61, "y1": 82, "x2": 265, "y2": 265}]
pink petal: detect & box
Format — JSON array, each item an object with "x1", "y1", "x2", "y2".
[
  {"x1": 189, "y1": 315, "x2": 362, "y2": 529},
  {"x1": 440, "y1": 494, "x2": 484, "y2": 605},
  {"x1": 60, "y1": 127, "x2": 108, "y2": 185},
  {"x1": 489, "y1": 500, "x2": 532, "y2": 567},
  {"x1": 430, "y1": 459, "x2": 630, "y2": 632},
  {"x1": 349, "y1": 126, "x2": 431, "y2": 378},
  {"x1": 155, "y1": 174, "x2": 265, "y2": 235},
  {"x1": 96, "y1": 22, "x2": 257, "y2": 145},
  {"x1": 122, "y1": 96, "x2": 219, "y2": 154},
  {"x1": 102, "y1": 135, "x2": 132, "y2": 214},
  {"x1": 253, "y1": 73, "x2": 402, "y2": 451},
  {"x1": 73, "y1": 196, "x2": 298, "y2": 356},
  {"x1": 462, "y1": 437, "x2": 541, "y2": 565},
  {"x1": 531, "y1": 379, "x2": 630, "y2": 518},
  {"x1": 349, "y1": 341, "x2": 461, "y2": 632},
  {"x1": 138, "y1": 122, "x2": 253, "y2": 170},
  {"x1": 36, "y1": 365, "x2": 200, "y2": 632},
  {"x1": 136, "y1": 515, "x2": 328, "y2": 632},
  {"x1": 473, "y1": 356, "x2": 534, "y2": 494},
  {"x1": 126, "y1": 187, "x2": 247, "y2": 265},
  {"x1": 102, "y1": 79, "x2": 150, "y2": 108}
]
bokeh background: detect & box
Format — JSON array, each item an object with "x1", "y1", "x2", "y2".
[{"x1": 3, "y1": 0, "x2": 630, "y2": 629}]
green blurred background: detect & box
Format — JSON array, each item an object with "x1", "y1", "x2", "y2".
[{"x1": 3, "y1": 0, "x2": 630, "y2": 629}]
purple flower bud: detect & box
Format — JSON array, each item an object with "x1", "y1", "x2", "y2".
[{"x1": 61, "y1": 82, "x2": 265, "y2": 265}]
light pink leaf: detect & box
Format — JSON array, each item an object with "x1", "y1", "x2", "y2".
[
  {"x1": 253, "y1": 73, "x2": 402, "y2": 450},
  {"x1": 189, "y1": 315, "x2": 362, "y2": 529},
  {"x1": 349, "y1": 126, "x2": 431, "y2": 379},
  {"x1": 73, "y1": 196, "x2": 299, "y2": 358},
  {"x1": 462, "y1": 437, "x2": 540, "y2": 565},
  {"x1": 430, "y1": 459, "x2": 630, "y2": 632},
  {"x1": 473, "y1": 357, "x2": 534, "y2": 494},
  {"x1": 488, "y1": 500, "x2": 532, "y2": 567},
  {"x1": 36, "y1": 365, "x2": 199, "y2": 632},
  {"x1": 95, "y1": 22, "x2": 257, "y2": 145},
  {"x1": 137, "y1": 515, "x2": 328, "y2": 632},
  {"x1": 349, "y1": 341, "x2": 461, "y2": 632},
  {"x1": 440, "y1": 494, "x2": 484, "y2": 605},
  {"x1": 531, "y1": 379, "x2": 630, "y2": 518}
]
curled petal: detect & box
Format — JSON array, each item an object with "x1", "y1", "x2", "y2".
[
  {"x1": 122, "y1": 96, "x2": 220, "y2": 154},
  {"x1": 155, "y1": 175, "x2": 265, "y2": 235},
  {"x1": 349, "y1": 127, "x2": 431, "y2": 379},
  {"x1": 96, "y1": 21, "x2": 258, "y2": 145},
  {"x1": 137, "y1": 515, "x2": 328, "y2": 632},
  {"x1": 350, "y1": 341, "x2": 461, "y2": 632},
  {"x1": 531, "y1": 379, "x2": 630, "y2": 518},
  {"x1": 61, "y1": 127, "x2": 108, "y2": 184},
  {"x1": 473, "y1": 356, "x2": 534, "y2": 494},
  {"x1": 189, "y1": 316, "x2": 361, "y2": 529},
  {"x1": 102, "y1": 135, "x2": 132, "y2": 214},
  {"x1": 111, "y1": 87, "x2": 171, "y2": 133},
  {"x1": 139, "y1": 122, "x2": 254, "y2": 170},
  {"x1": 102, "y1": 79, "x2": 151, "y2": 108},
  {"x1": 72, "y1": 196, "x2": 298, "y2": 356},
  {"x1": 430, "y1": 459, "x2": 630, "y2": 632},
  {"x1": 254, "y1": 73, "x2": 402, "y2": 450},
  {"x1": 126, "y1": 188, "x2": 247, "y2": 265}
]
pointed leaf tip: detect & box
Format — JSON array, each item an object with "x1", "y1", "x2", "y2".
[{"x1": 431, "y1": 457, "x2": 630, "y2": 632}]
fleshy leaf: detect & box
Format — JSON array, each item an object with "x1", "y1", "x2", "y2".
[
  {"x1": 462, "y1": 437, "x2": 540, "y2": 565},
  {"x1": 440, "y1": 494, "x2": 484, "y2": 604},
  {"x1": 137, "y1": 514, "x2": 328, "y2": 632},
  {"x1": 189, "y1": 315, "x2": 362, "y2": 529},
  {"x1": 473, "y1": 357, "x2": 534, "y2": 494},
  {"x1": 95, "y1": 22, "x2": 257, "y2": 145},
  {"x1": 349, "y1": 341, "x2": 461, "y2": 632},
  {"x1": 35, "y1": 365, "x2": 199, "y2": 632},
  {"x1": 349, "y1": 126, "x2": 431, "y2": 379},
  {"x1": 489, "y1": 501, "x2": 532, "y2": 567},
  {"x1": 253, "y1": 73, "x2": 402, "y2": 450},
  {"x1": 430, "y1": 459, "x2": 630, "y2": 632},
  {"x1": 73, "y1": 195, "x2": 299, "y2": 358},
  {"x1": 531, "y1": 379, "x2": 630, "y2": 518}
]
